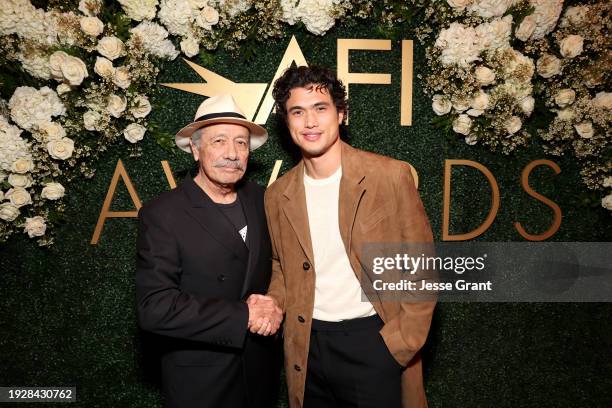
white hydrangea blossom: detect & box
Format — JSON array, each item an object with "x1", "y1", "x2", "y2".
[
  {"x1": 158, "y1": 0, "x2": 194, "y2": 37},
  {"x1": 476, "y1": 15, "x2": 512, "y2": 51},
  {"x1": 130, "y1": 22, "x2": 179, "y2": 60},
  {"x1": 435, "y1": 23, "x2": 482, "y2": 66},
  {"x1": 0, "y1": 0, "x2": 60, "y2": 46},
  {"x1": 280, "y1": 0, "x2": 338, "y2": 36},
  {"x1": 17, "y1": 48, "x2": 52, "y2": 80},
  {"x1": 529, "y1": 0, "x2": 563, "y2": 40},
  {"x1": 118, "y1": 0, "x2": 159, "y2": 21},
  {"x1": 0, "y1": 115, "x2": 32, "y2": 175},
  {"x1": 8, "y1": 87, "x2": 66, "y2": 131}
]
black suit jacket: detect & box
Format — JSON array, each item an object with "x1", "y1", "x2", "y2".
[{"x1": 136, "y1": 176, "x2": 281, "y2": 408}]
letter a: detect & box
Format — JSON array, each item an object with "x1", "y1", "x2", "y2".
[{"x1": 90, "y1": 159, "x2": 142, "y2": 245}]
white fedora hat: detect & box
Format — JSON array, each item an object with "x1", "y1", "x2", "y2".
[{"x1": 175, "y1": 94, "x2": 268, "y2": 153}]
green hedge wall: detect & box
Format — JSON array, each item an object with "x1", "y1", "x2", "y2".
[{"x1": 1, "y1": 20, "x2": 611, "y2": 408}]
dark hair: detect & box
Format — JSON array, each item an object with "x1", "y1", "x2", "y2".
[{"x1": 272, "y1": 65, "x2": 348, "y2": 123}]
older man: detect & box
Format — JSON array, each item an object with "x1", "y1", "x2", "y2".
[
  {"x1": 136, "y1": 94, "x2": 282, "y2": 408},
  {"x1": 251, "y1": 66, "x2": 436, "y2": 408}
]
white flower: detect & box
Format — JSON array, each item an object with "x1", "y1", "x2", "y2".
[
  {"x1": 107, "y1": 94, "x2": 127, "y2": 118},
  {"x1": 9, "y1": 86, "x2": 65, "y2": 130},
  {"x1": 465, "y1": 134, "x2": 478, "y2": 145},
  {"x1": 452, "y1": 96, "x2": 471, "y2": 112},
  {"x1": 0, "y1": 116, "x2": 30, "y2": 175},
  {"x1": 158, "y1": 0, "x2": 193, "y2": 36},
  {"x1": 468, "y1": 0, "x2": 514, "y2": 18},
  {"x1": 603, "y1": 177, "x2": 612, "y2": 188},
  {"x1": 475, "y1": 66, "x2": 496, "y2": 86},
  {"x1": 60, "y1": 55, "x2": 89, "y2": 86},
  {"x1": 130, "y1": 22, "x2": 179, "y2": 60},
  {"x1": 49, "y1": 51, "x2": 68, "y2": 79},
  {"x1": 131, "y1": 95, "x2": 152, "y2": 118},
  {"x1": 518, "y1": 96, "x2": 535, "y2": 116},
  {"x1": 113, "y1": 66, "x2": 131, "y2": 89},
  {"x1": 24, "y1": 216, "x2": 46, "y2": 238},
  {"x1": 38, "y1": 122, "x2": 66, "y2": 141},
  {"x1": 447, "y1": 0, "x2": 473, "y2": 9},
  {"x1": 118, "y1": 0, "x2": 159, "y2": 21},
  {"x1": 470, "y1": 90, "x2": 489, "y2": 111},
  {"x1": 529, "y1": 0, "x2": 563, "y2": 40},
  {"x1": 6, "y1": 187, "x2": 32, "y2": 208},
  {"x1": 515, "y1": 15, "x2": 536, "y2": 41},
  {"x1": 0, "y1": 203, "x2": 20, "y2": 221},
  {"x1": 560, "y1": 5, "x2": 589, "y2": 28},
  {"x1": 47, "y1": 137, "x2": 75, "y2": 160},
  {"x1": 505, "y1": 116, "x2": 522, "y2": 134},
  {"x1": 592, "y1": 92, "x2": 612, "y2": 109},
  {"x1": 196, "y1": 6, "x2": 220, "y2": 29},
  {"x1": 432, "y1": 95, "x2": 452, "y2": 116},
  {"x1": 574, "y1": 122, "x2": 594, "y2": 139},
  {"x1": 559, "y1": 35, "x2": 584, "y2": 59},
  {"x1": 280, "y1": 0, "x2": 336, "y2": 36},
  {"x1": 554, "y1": 89, "x2": 575, "y2": 107},
  {"x1": 56, "y1": 84, "x2": 71, "y2": 95},
  {"x1": 452, "y1": 114, "x2": 472, "y2": 135},
  {"x1": 537, "y1": 54, "x2": 562, "y2": 78},
  {"x1": 476, "y1": 15, "x2": 512, "y2": 51},
  {"x1": 41, "y1": 182, "x2": 65, "y2": 200},
  {"x1": 556, "y1": 108, "x2": 575, "y2": 121},
  {"x1": 94, "y1": 56, "x2": 115, "y2": 78},
  {"x1": 97, "y1": 36, "x2": 125, "y2": 61},
  {"x1": 435, "y1": 23, "x2": 482, "y2": 67},
  {"x1": 80, "y1": 16, "x2": 104, "y2": 37},
  {"x1": 8, "y1": 173, "x2": 33, "y2": 188},
  {"x1": 79, "y1": 0, "x2": 103, "y2": 16},
  {"x1": 180, "y1": 37, "x2": 200, "y2": 58},
  {"x1": 17, "y1": 48, "x2": 51, "y2": 80},
  {"x1": 601, "y1": 194, "x2": 612, "y2": 211},
  {"x1": 10, "y1": 157, "x2": 34, "y2": 174},
  {"x1": 124, "y1": 123, "x2": 146, "y2": 143},
  {"x1": 188, "y1": 0, "x2": 208, "y2": 8},
  {"x1": 83, "y1": 110, "x2": 101, "y2": 131}
]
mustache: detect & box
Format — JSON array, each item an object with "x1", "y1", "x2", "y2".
[{"x1": 213, "y1": 159, "x2": 245, "y2": 171}]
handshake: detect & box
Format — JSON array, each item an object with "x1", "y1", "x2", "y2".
[{"x1": 246, "y1": 294, "x2": 283, "y2": 336}]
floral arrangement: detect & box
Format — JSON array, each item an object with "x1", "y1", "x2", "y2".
[
  {"x1": 0, "y1": 0, "x2": 379, "y2": 245},
  {"x1": 0, "y1": 0, "x2": 609, "y2": 246},
  {"x1": 419, "y1": 0, "x2": 611, "y2": 210}
]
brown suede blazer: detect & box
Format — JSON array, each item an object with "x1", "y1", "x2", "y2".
[{"x1": 264, "y1": 142, "x2": 436, "y2": 408}]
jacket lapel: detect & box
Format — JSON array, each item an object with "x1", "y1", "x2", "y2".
[
  {"x1": 338, "y1": 142, "x2": 367, "y2": 253},
  {"x1": 281, "y1": 161, "x2": 315, "y2": 264},
  {"x1": 238, "y1": 185, "x2": 260, "y2": 297},
  {"x1": 182, "y1": 177, "x2": 249, "y2": 263}
]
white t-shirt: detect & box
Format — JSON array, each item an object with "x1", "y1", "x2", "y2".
[{"x1": 304, "y1": 166, "x2": 376, "y2": 321}]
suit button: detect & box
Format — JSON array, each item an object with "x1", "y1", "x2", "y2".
[
  {"x1": 302, "y1": 261, "x2": 310, "y2": 271},
  {"x1": 294, "y1": 364, "x2": 301, "y2": 372},
  {"x1": 218, "y1": 274, "x2": 226, "y2": 282},
  {"x1": 298, "y1": 316, "x2": 305, "y2": 323}
]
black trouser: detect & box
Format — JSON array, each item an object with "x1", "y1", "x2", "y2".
[{"x1": 304, "y1": 314, "x2": 402, "y2": 408}]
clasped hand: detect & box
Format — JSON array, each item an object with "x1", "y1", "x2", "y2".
[{"x1": 246, "y1": 294, "x2": 283, "y2": 336}]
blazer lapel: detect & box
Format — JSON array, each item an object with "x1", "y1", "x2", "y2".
[
  {"x1": 338, "y1": 142, "x2": 367, "y2": 253},
  {"x1": 281, "y1": 161, "x2": 315, "y2": 265},
  {"x1": 238, "y1": 185, "x2": 260, "y2": 297},
  {"x1": 182, "y1": 177, "x2": 249, "y2": 263}
]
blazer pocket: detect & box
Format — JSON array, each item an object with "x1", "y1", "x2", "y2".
[{"x1": 359, "y1": 203, "x2": 395, "y2": 232}]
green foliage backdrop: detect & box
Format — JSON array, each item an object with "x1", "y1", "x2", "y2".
[{"x1": 1, "y1": 21, "x2": 611, "y2": 407}]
